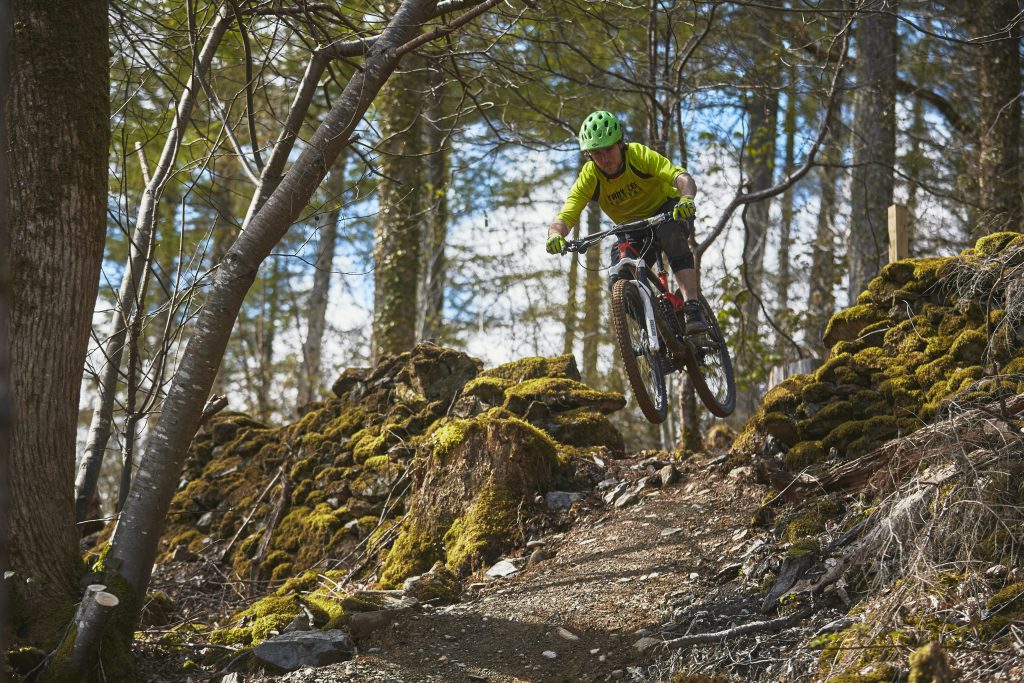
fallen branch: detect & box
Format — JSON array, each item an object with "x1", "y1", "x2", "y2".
[
  {"x1": 220, "y1": 466, "x2": 283, "y2": 561},
  {"x1": 662, "y1": 602, "x2": 815, "y2": 649}
]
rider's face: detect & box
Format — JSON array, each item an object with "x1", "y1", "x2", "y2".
[{"x1": 589, "y1": 143, "x2": 622, "y2": 174}]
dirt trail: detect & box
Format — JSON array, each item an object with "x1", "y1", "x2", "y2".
[{"x1": 269, "y1": 456, "x2": 769, "y2": 682}]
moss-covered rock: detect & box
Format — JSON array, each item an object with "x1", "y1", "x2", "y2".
[
  {"x1": 736, "y1": 234, "x2": 1024, "y2": 473},
  {"x1": 823, "y1": 305, "x2": 886, "y2": 349},
  {"x1": 479, "y1": 354, "x2": 582, "y2": 383},
  {"x1": 503, "y1": 377, "x2": 626, "y2": 417},
  {"x1": 379, "y1": 413, "x2": 559, "y2": 586},
  {"x1": 164, "y1": 345, "x2": 624, "y2": 602}
]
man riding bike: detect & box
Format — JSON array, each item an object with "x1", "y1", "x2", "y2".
[{"x1": 546, "y1": 110, "x2": 707, "y2": 335}]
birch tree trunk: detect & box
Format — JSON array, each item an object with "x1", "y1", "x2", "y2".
[
  {"x1": 297, "y1": 164, "x2": 346, "y2": 408},
  {"x1": 106, "y1": 0, "x2": 443, "y2": 615},
  {"x1": 847, "y1": 0, "x2": 896, "y2": 302},
  {"x1": 74, "y1": 10, "x2": 232, "y2": 522},
  {"x1": 7, "y1": 0, "x2": 108, "y2": 641},
  {"x1": 417, "y1": 62, "x2": 449, "y2": 343},
  {"x1": 581, "y1": 201, "x2": 602, "y2": 384},
  {"x1": 970, "y1": 0, "x2": 1021, "y2": 235},
  {"x1": 372, "y1": 51, "x2": 425, "y2": 361}
]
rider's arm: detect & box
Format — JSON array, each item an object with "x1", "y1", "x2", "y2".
[
  {"x1": 674, "y1": 172, "x2": 697, "y2": 199},
  {"x1": 554, "y1": 163, "x2": 598, "y2": 233},
  {"x1": 549, "y1": 218, "x2": 570, "y2": 238}
]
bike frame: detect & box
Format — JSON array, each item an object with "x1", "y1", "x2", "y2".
[{"x1": 564, "y1": 211, "x2": 675, "y2": 355}]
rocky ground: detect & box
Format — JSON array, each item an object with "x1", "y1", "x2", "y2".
[
  {"x1": 140, "y1": 451, "x2": 839, "y2": 683},
  {"x1": 135, "y1": 411, "x2": 1024, "y2": 683}
]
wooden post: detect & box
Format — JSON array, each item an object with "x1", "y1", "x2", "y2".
[{"x1": 888, "y1": 203, "x2": 908, "y2": 262}]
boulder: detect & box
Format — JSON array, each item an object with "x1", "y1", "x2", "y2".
[{"x1": 252, "y1": 630, "x2": 354, "y2": 671}]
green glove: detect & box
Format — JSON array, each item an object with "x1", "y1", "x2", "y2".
[
  {"x1": 546, "y1": 233, "x2": 567, "y2": 254},
  {"x1": 673, "y1": 196, "x2": 696, "y2": 221}
]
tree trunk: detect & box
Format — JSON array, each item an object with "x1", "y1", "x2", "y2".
[
  {"x1": 254, "y1": 258, "x2": 281, "y2": 420},
  {"x1": 736, "y1": 50, "x2": 778, "y2": 420},
  {"x1": 680, "y1": 376, "x2": 701, "y2": 452},
  {"x1": 848, "y1": 0, "x2": 897, "y2": 302},
  {"x1": 562, "y1": 224, "x2": 580, "y2": 356},
  {"x1": 105, "y1": 0, "x2": 442, "y2": 619},
  {"x1": 581, "y1": 201, "x2": 602, "y2": 384},
  {"x1": 371, "y1": 52, "x2": 425, "y2": 361},
  {"x1": 7, "y1": 0, "x2": 108, "y2": 642},
  {"x1": 74, "y1": 11, "x2": 232, "y2": 522},
  {"x1": 775, "y1": 72, "x2": 797, "y2": 361},
  {"x1": 970, "y1": 0, "x2": 1021, "y2": 236},
  {"x1": 297, "y1": 164, "x2": 346, "y2": 409},
  {"x1": 417, "y1": 62, "x2": 449, "y2": 343},
  {"x1": 0, "y1": 0, "x2": 11, "y2": 660},
  {"x1": 904, "y1": 95, "x2": 924, "y2": 257},
  {"x1": 806, "y1": 100, "x2": 843, "y2": 357}
]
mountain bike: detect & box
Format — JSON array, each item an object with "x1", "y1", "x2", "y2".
[{"x1": 562, "y1": 212, "x2": 736, "y2": 423}]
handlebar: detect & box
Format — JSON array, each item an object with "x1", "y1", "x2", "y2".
[{"x1": 562, "y1": 211, "x2": 675, "y2": 254}]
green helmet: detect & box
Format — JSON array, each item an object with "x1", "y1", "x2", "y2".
[{"x1": 578, "y1": 110, "x2": 622, "y2": 151}]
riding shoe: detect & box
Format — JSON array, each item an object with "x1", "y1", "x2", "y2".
[{"x1": 682, "y1": 300, "x2": 708, "y2": 335}]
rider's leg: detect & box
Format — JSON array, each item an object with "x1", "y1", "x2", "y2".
[
  {"x1": 674, "y1": 267, "x2": 699, "y2": 302},
  {"x1": 655, "y1": 203, "x2": 706, "y2": 334}
]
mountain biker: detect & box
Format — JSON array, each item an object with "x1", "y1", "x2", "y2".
[{"x1": 546, "y1": 110, "x2": 707, "y2": 335}]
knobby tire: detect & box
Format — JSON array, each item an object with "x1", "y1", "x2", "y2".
[
  {"x1": 611, "y1": 279, "x2": 668, "y2": 424},
  {"x1": 686, "y1": 294, "x2": 736, "y2": 417}
]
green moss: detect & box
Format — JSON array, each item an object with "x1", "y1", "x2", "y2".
[
  {"x1": 986, "y1": 581, "x2": 1024, "y2": 612},
  {"x1": 443, "y1": 479, "x2": 520, "y2": 575},
  {"x1": 503, "y1": 377, "x2": 625, "y2": 415},
  {"x1": 209, "y1": 584, "x2": 351, "y2": 647},
  {"x1": 378, "y1": 519, "x2": 443, "y2": 589},
  {"x1": 760, "y1": 412, "x2": 799, "y2": 445},
  {"x1": 479, "y1": 354, "x2": 581, "y2": 382},
  {"x1": 429, "y1": 418, "x2": 476, "y2": 461},
  {"x1": 816, "y1": 353, "x2": 854, "y2": 384},
  {"x1": 949, "y1": 328, "x2": 988, "y2": 363},
  {"x1": 760, "y1": 377, "x2": 807, "y2": 415},
  {"x1": 801, "y1": 381, "x2": 836, "y2": 404},
  {"x1": 351, "y1": 423, "x2": 397, "y2": 464},
  {"x1": 822, "y1": 420, "x2": 866, "y2": 454},
  {"x1": 973, "y1": 231, "x2": 1024, "y2": 257},
  {"x1": 547, "y1": 407, "x2": 625, "y2": 453},
  {"x1": 461, "y1": 375, "x2": 514, "y2": 404},
  {"x1": 786, "y1": 497, "x2": 842, "y2": 544},
  {"x1": 786, "y1": 537, "x2": 821, "y2": 558},
  {"x1": 823, "y1": 305, "x2": 886, "y2": 349},
  {"x1": 783, "y1": 441, "x2": 826, "y2": 471}
]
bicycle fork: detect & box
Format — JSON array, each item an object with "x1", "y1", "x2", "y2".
[{"x1": 607, "y1": 251, "x2": 661, "y2": 355}]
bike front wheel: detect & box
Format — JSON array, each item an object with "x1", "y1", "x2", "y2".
[
  {"x1": 687, "y1": 294, "x2": 736, "y2": 417},
  {"x1": 611, "y1": 279, "x2": 668, "y2": 423}
]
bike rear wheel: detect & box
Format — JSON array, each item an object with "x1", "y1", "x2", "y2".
[
  {"x1": 611, "y1": 279, "x2": 668, "y2": 423},
  {"x1": 686, "y1": 294, "x2": 736, "y2": 417}
]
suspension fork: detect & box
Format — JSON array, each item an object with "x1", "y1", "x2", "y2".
[{"x1": 611, "y1": 240, "x2": 660, "y2": 354}]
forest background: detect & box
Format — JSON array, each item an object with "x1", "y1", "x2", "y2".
[{"x1": 2, "y1": 0, "x2": 1022, "y2": 671}]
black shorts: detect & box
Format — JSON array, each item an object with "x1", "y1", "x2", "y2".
[{"x1": 608, "y1": 197, "x2": 695, "y2": 289}]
